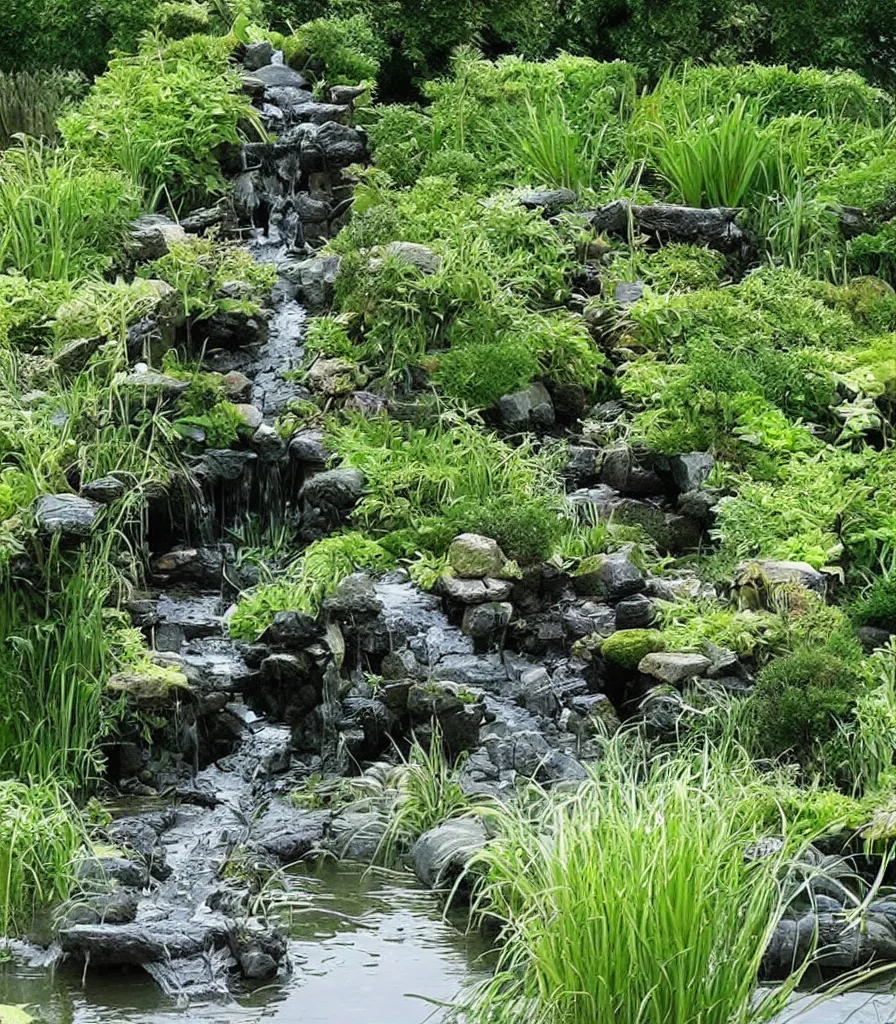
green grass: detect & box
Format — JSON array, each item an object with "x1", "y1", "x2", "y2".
[
  {"x1": 460, "y1": 738, "x2": 840, "y2": 1024},
  {"x1": 0, "y1": 780, "x2": 86, "y2": 934}
]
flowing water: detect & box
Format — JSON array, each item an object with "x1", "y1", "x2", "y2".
[{"x1": 0, "y1": 862, "x2": 491, "y2": 1024}]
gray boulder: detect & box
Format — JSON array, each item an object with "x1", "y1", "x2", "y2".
[
  {"x1": 497, "y1": 382, "x2": 555, "y2": 431},
  {"x1": 252, "y1": 805, "x2": 329, "y2": 862},
  {"x1": 242, "y1": 41, "x2": 275, "y2": 71},
  {"x1": 80, "y1": 477, "x2": 127, "y2": 504},
  {"x1": 638, "y1": 652, "x2": 710, "y2": 686},
  {"x1": 448, "y1": 534, "x2": 507, "y2": 579},
  {"x1": 411, "y1": 819, "x2": 487, "y2": 889},
  {"x1": 461, "y1": 601, "x2": 513, "y2": 639},
  {"x1": 299, "y1": 467, "x2": 365, "y2": 539},
  {"x1": 127, "y1": 214, "x2": 186, "y2": 262},
  {"x1": 669, "y1": 452, "x2": 714, "y2": 493},
  {"x1": 517, "y1": 188, "x2": 577, "y2": 214},
  {"x1": 253, "y1": 64, "x2": 309, "y2": 89},
  {"x1": 34, "y1": 494, "x2": 101, "y2": 538},
  {"x1": 279, "y1": 254, "x2": 342, "y2": 310}
]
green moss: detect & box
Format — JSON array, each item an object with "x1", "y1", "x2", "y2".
[{"x1": 600, "y1": 629, "x2": 666, "y2": 670}]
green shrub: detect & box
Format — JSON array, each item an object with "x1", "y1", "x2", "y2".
[
  {"x1": 327, "y1": 411, "x2": 567, "y2": 561},
  {"x1": 0, "y1": 0, "x2": 157, "y2": 76},
  {"x1": 367, "y1": 106, "x2": 436, "y2": 187},
  {"x1": 60, "y1": 36, "x2": 260, "y2": 208},
  {"x1": 852, "y1": 574, "x2": 896, "y2": 630},
  {"x1": 748, "y1": 647, "x2": 864, "y2": 766},
  {"x1": 287, "y1": 15, "x2": 383, "y2": 84},
  {"x1": 155, "y1": 0, "x2": 213, "y2": 38},
  {"x1": 229, "y1": 531, "x2": 396, "y2": 637},
  {"x1": 600, "y1": 628, "x2": 665, "y2": 669},
  {"x1": 472, "y1": 494, "x2": 564, "y2": 563},
  {"x1": 0, "y1": 139, "x2": 139, "y2": 281},
  {"x1": 142, "y1": 237, "x2": 276, "y2": 320}
]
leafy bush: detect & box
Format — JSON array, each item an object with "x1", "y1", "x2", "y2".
[
  {"x1": 143, "y1": 237, "x2": 276, "y2": 319},
  {"x1": 60, "y1": 36, "x2": 260, "y2": 208},
  {"x1": 229, "y1": 531, "x2": 395, "y2": 637},
  {"x1": 285, "y1": 15, "x2": 383, "y2": 84},
  {"x1": 0, "y1": 0, "x2": 157, "y2": 76},
  {"x1": 851, "y1": 574, "x2": 896, "y2": 630},
  {"x1": 327, "y1": 411, "x2": 567, "y2": 562},
  {"x1": 0, "y1": 139, "x2": 138, "y2": 280},
  {"x1": 748, "y1": 648, "x2": 865, "y2": 767}
]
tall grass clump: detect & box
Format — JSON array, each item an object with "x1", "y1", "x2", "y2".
[
  {"x1": 463, "y1": 738, "x2": 825, "y2": 1024},
  {"x1": 0, "y1": 138, "x2": 138, "y2": 280},
  {"x1": 0, "y1": 70, "x2": 86, "y2": 149},
  {"x1": 0, "y1": 780, "x2": 86, "y2": 934}
]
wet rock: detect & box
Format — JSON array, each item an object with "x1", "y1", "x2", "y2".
[
  {"x1": 106, "y1": 816, "x2": 170, "y2": 880},
  {"x1": 243, "y1": 41, "x2": 275, "y2": 70},
  {"x1": 736, "y1": 559, "x2": 828, "y2": 601},
  {"x1": 262, "y1": 610, "x2": 320, "y2": 648},
  {"x1": 305, "y1": 356, "x2": 361, "y2": 396},
  {"x1": 461, "y1": 601, "x2": 513, "y2": 639},
  {"x1": 677, "y1": 488, "x2": 718, "y2": 526},
  {"x1": 638, "y1": 652, "x2": 710, "y2": 686},
  {"x1": 324, "y1": 572, "x2": 383, "y2": 619},
  {"x1": 299, "y1": 467, "x2": 365, "y2": 539},
  {"x1": 668, "y1": 452, "x2": 714, "y2": 493},
  {"x1": 192, "y1": 449, "x2": 257, "y2": 486},
  {"x1": 568, "y1": 693, "x2": 621, "y2": 736},
  {"x1": 252, "y1": 804, "x2": 328, "y2": 861},
  {"x1": 614, "y1": 281, "x2": 644, "y2": 306},
  {"x1": 329, "y1": 84, "x2": 368, "y2": 105},
  {"x1": 615, "y1": 594, "x2": 655, "y2": 629},
  {"x1": 233, "y1": 918, "x2": 287, "y2": 980},
  {"x1": 859, "y1": 626, "x2": 894, "y2": 653},
  {"x1": 440, "y1": 576, "x2": 513, "y2": 604},
  {"x1": 563, "y1": 601, "x2": 617, "y2": 639},
  {"x1": 485, "y1": 729, "x2": 585, "y2": 784},
  {"x1": 448, "y1": 534, "x2": 507, "y2": 579},
  {"x1": 277, "y1": 121, "x2": 367, "y2": 171},
  {"x1": 127, "y1": 214, "x2": 186, "y2": 263},
  {"x1": 587, "y1": 200, "x2": 747, "y2": 253},
  {"x1": 253, "y1": 64, "x2": 309, "y2": 89},
  {"x1": 57, "y1": 889, "x2": 139, "y2": 928},
  {"x1": 289, "y1": 428, "x2": 329, "y2": 466},
  {"x1": 76, "y1": 855, "x2": 150, "y2": 890},
  {"x1": 151, "y1": 548, "x2": 225, "y2": 587},
  {"x1": 564, "y1": 445, "x2": 599, "y2": 485},
  {"x1": 407, "y1": 681, "x2": 485, "y2": 755},
  {"x1": 198, "y1": 308, "x2": 266, "y2": 350},
  {"x1": 234, "y1": 403, "x2": 263, "y2": 430},
  {"x1": 344, "y1": 390, "x2": 386, "y2": 416},
  {"x1": 593, "y1": 550, "x2": 645, "y2": 601},
  {"x1": 600, "y1": 446, "x2": 664, "y2": 496},
  {"x1": 222, "y1": 370, "x2": 252, "y2": 402},
  {"x1": 639, "y1": 686, "x2": 686, "y2": 740},
  {"x1": 34, "y1": 494, "x2": 101, "y2": 537},
  {"x1": 411, "y1": 819, "x2": 488, "y2": 889},
  {"x1": 251, "y1": 423, "x2": 286, "y2": 462},
  {"x1": 496, "y1": 381, "x2": 555, "y2": 432},
  {"x1": 515, "y1": 666, "x2": 558, "y2": 718},
  {"x1": 81, "y1": 476, "x2": 127, "y2": 504},
  {"x1": 517, "y1": 187, "x2": 577, "y2": 214},
  {"x1": 116, "y1": 369, "x2": 190, "y2": 401},
  {"x1": 59, "y1": 918, "x2": 233, "y2": 966}
]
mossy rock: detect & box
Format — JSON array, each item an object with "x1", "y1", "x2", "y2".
[{"x1": 600, "y1": 629, "x2": 666, "y2": 670}]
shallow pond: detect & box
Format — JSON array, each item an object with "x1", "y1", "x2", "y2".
[
  {"x1": 2, "y1": 862, "x2": 896, "y2": 1024},
  {"x1": 0, "y1": 862, "x2": 491, "y2": 1024}
]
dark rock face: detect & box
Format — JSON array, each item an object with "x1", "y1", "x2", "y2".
[
  {"x1": 587, "y1": 200, "x2": 749, "y2": 254},
  {"x1": 128, "y1": 214, "x2": 186, "y2": 262},
  {"x1": 252, "y1": 64, "x2": 309, "y2": 89},
  {"x1": 80, "y1": 477, "x2": 128, "y2": 504},
  {"x1": 280, "y1": 254, "x2": 342, "y2": 310},
  {"x1": 252, "y1": 805, "x2": 329, "y2": 861},
  {"x1": 517, "y1": 188, "x2": 577, "y2": 214},
  {"x1": 496, "y1": 382, "x2": 555, "y2": 431},
  {"x1": 59, "y1": 919, "x2": 233, "y2": 965},
  {"x1": 299, "y1": 467, "x2": 365, "y2": 540},
  {"x1": 34, "y1": 494, "x2": 101, "y2": 537}
]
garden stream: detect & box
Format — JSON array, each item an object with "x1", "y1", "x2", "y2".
[{"x1": 3, "y1": 108, "x2": 896, "y2": 1024}]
